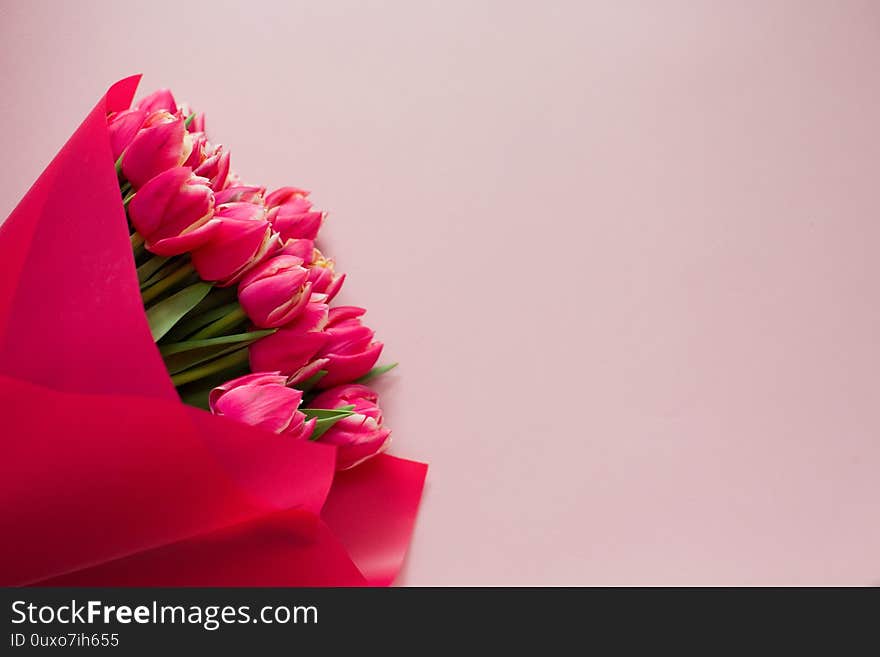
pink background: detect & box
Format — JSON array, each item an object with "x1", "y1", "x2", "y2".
[{"x1": 2, "y1": 1, "x2": 879, "y2": 585}]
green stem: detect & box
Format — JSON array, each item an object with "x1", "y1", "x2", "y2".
[
  {"x1": 137, "y1": 254, "x2": 170, "y2": 285},
  {"x1": 171, "y1": 348, "x2": 250, "y2": 387},
  {"x1": 160, "y1": 300, "x2": 238, "y2": 343},
  {"x1": 189, "y1": 305, "x2": 247, "y2": 340},
  {"x1": 130, "y1": 232, "x2": 146, "y2": 262},
  {"x1": 120, "y1": 180, "x2": 132, "y2": 197},
  {"x1": 140, "y1": 256, "x2": 185, "y2": 290},
  {"x1": 123, "y1": 190, "x2": 136, "y2": 207},
  {"x1": 142, "y1": 262, "x2": 196, "y2": 305}
]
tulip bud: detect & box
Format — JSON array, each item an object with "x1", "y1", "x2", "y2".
[
  {"x1": 314, "y1": 307, "x2": 383, "y2": 388},
  {"x1": 128, "y1": 167, "x2": 218, "y2": 256},
  {"x1": 182, "y1": 132, "x2": 208, "y2": 168},
  {"x1": 107, "y1": 109, "x2": 146, "y2": 160},
  {"x1": 224, "y1": 171, "x2": 245, "y2": 188},
  {"x1": 238, "y1": 255, "x2": 312, "y2": 328},
  {"x1": 188, "y1": 113, "x2": 206, "y2": 133},
  {"x1": 209, "y1": 372, "x2": 315, "y2": 440},
  {"x1": 266, "y1": 187, "x2": 323, "y2": 241},
  {"x1": 194, "y1": 142, "x2": 231, "y2": 191},
  {"x1": 121, "y1": 111, "x2": 193, "y2": 189},
  {"x1": 276, "y1": 238, "x2": 315, "y2": 261},
  {"x1": 215, "y1": 185, "x2": 265, "y2": 205},
  {"x1": 178, "y1": 102, "x2": 205, "y2": 133},
  {"x1": 306, "y1": 248, "x2": 345, "y2": 302},
  {"x1": 249, "y1": 297, "x2": 330, "y2": 375},
  {"x1": 190, "y1": 202, "x2": 277, "y2": 285},
  {"x1": 265, "y1": 187, "x2": 309, "y2": 208},
  {"x1": 309, "y1": 384, "x2": 391, "y2": 470},
  {"x1": 136, "y1": 89, "x2": 178, "y2": 115}
]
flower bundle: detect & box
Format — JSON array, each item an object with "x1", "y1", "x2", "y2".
[
  {"x1": 113, "y1": 88, "x2": 394, "y2": 470},
  {"x1": 0, "y1": 77, "x2": 425, "y2": 587}
]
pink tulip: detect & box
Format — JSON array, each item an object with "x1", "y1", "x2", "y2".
[
  {"x1": 268, "y1": 207, "x2": 323, "y2": 241},
  {"x1": 287, "y1": 357, "x2": 330, "y2": 387},
  {"x1": 215, "y1": 185, "x2": 265, "y2": 205},
  {"x1": 178, "y1": 102, "x2": 205, "y2": 133},
  {"x1": 209, "y1": 372, "x2": 314, "y2": 440},
  {"x1": 309, "y1": 384, "x2": 391, "y2": 470},
  {"x1": 307, "y1": 248, "x2": 345, "y2": 301},
  {"x1": 265, "y1": 187, "x2": 309, "y2": 208},
  {"x1": 194, "y1": 142, "x2": 231, "y2": 191},
  {"x1": 182, "y1": 132, "x2": 208, "y2": 168},
  {"x1": 224, "y1": 171, "x2": 245, "y2": 188},
  {"x1": 188, "y1": 113, "x2": 206, "y2": 133},
  {"x1": 190, "y1": 202, "x2": 277, "y2": 285},
  {"x1": 276, "y1": 237, "x2": 315, "y2": 261},
  {"x1": 314, "y1": 307, "x2": 383, "y2": 388},
  {"x1": 107, "y1": 109, "x2": 146, "y2": 160},
  {"x1": 266, "y1": 187, "x2": 323, "y2": 241},
  {"x1": 136, "y1": 89, "x2": 177, "y2": 115},
  {"x1": 128, "y1": 167, "x2": 218, "y2": 256},
  {"x1": 238, "y1": 255, "x2": 312, "y2": 328},
  {"x1": 249, "y1": 297, "x2": 330, "y2": 375},
  {"x1": 121, "y1": 111, "x2": 193, "y2": 189}
]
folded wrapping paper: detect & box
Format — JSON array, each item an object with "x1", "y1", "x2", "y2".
[{"x1": 0, "y1": 76, "x2": 426, "y2": 587}]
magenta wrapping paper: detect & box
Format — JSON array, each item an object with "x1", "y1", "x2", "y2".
[{"x1": 0, "y1": 76, "x2": 426, "y2": 587}]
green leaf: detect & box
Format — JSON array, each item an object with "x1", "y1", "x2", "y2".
[
  {"x1": 184, "y1": 112, "x2": 197, "y2": 129},
  {"x1": 137, "y1": 254, "x2": 170, "y2": 285},
  {"x1": 141, "y1": 261, "x2": 198, "y2": 305},
  {"x1": 161, "y1": 331, "x2": 272, "y2": 375},
  {"x1": 166, "y1": 342, "x2": 242, "y2": 375},
  {"x1": 162, "y1": 301, "x2": 241, "y2": 343},
  {"x1": 141, "y1": 258, "x2": 190, "y2": 292},
  {"x1": 130, "y1": 232, "x2": 146, "y2": 263},
  {"x1": 145, "y1": 282, "x2": 212, "y2": 342},
  {"x1": 301, "y1": 405, "x2": 356, "y2": 419},
  {"x1": 354, "y1": 362, "x2": 399, "y2": 384},
  {"x1": 191, "y1": 285, "x2": 239, "y2": 314},
  {"x1": 170, "y1": 347, "x2": 250, "y2": 387},
  {"x1": 300, "y1": 405, "x2": 357, "y2": 440},
  {"x1": 160, "y1": 330, "x2": 274, "y2": 356},
  {"x1": 189, "y1": 305, "x2": 247, "y2": 340}
]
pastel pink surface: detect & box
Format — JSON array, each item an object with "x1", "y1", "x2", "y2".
[{"x1": 2, "y1": 1, "x2": 879, "y2": 584}]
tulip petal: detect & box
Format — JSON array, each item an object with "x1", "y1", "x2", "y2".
[
  {"x1": 215, "y1": 384, "x2": 304, "y2": 434},
  {"x1": 317, "y1": 342, "x2": 384, "y2": 389},
  {"x1": 148, "y1": 219, "x2": 221, "y2": 257},
  {"x1": 191, "y1": 216, "x2": 272, "y2": 283},
  {"x1": 249, "y1": 329, "x2": 329, "y2": 376},
  {"x1": 327, "y1": 306, "x2": 367, "y2": 325},
  {"x1": 108, "y1": 109, "x2": 146, "y2": 160},
  {"x1": 265, "y1": 187, "x2": 309, "y2": 208},
  {"x1": 136, "y1": 89, "x2": 178, "y2": 114},
  {"x1": 122, "y1": 115, "x2": 187, "y2": 189}
]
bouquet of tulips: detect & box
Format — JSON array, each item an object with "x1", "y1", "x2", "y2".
[
  {"x1": 0, "y1": 77, "x2": 425, "y2": 587},
  {"x1": 116, "y1": 88, "x2": 393, "y2": 469}
]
